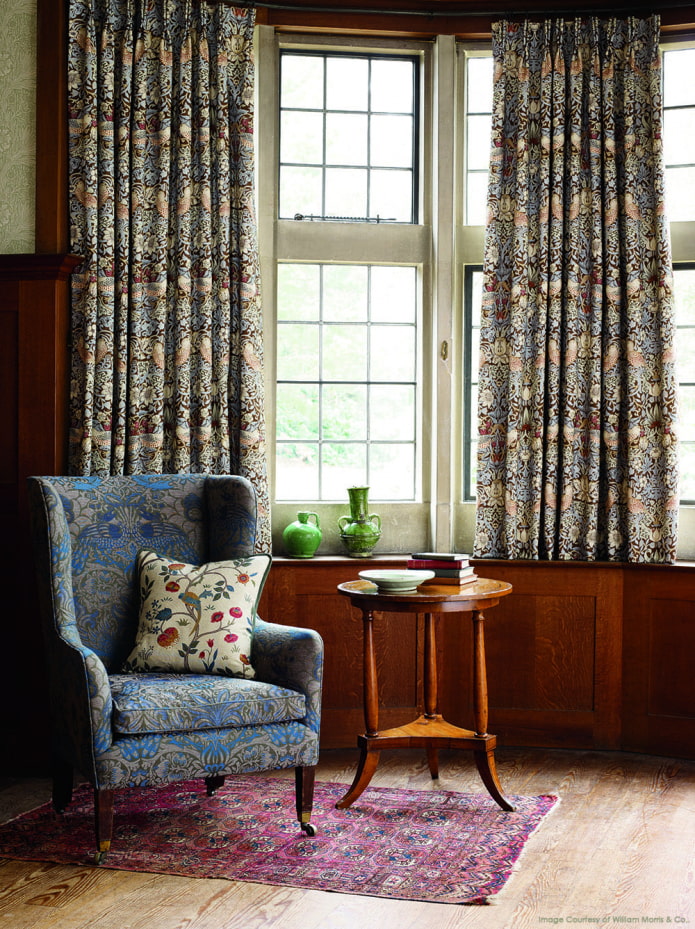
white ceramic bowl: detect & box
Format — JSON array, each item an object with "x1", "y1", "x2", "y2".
[{"x1": 358, "y1": 569, "x2": 435, "y2": 593}]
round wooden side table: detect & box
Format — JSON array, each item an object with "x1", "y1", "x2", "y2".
[{"x1": 336, "y1": 577, "x2": 514, "y2": 811}]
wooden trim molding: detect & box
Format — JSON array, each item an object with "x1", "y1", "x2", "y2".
[{"x1": 35, "y1": 0, "x2": 69, "y2": 254}]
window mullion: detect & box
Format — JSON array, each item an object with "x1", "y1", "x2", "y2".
[{"x1": 430, "y1": 34, "x2": 458, "y2": 552}]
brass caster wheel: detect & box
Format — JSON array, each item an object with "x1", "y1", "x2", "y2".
[
  {"x1": 94, "y1": 850, "x2": 107, "y2": 865},
  {"x1": 301, "y1": 822, "x2": 316, "y2": 837}
]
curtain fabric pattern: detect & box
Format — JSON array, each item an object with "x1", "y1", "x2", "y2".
[
  {"x1": 474, "y1": 15, "x2": 679, "y2": 563},
  {"x1": 68, "y1": 0, "x2": 270, "y2": 549}
]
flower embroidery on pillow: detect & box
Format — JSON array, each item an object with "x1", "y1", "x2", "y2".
[{"x1": 123, "y1": 550, "x2": 271, "y2": 678}]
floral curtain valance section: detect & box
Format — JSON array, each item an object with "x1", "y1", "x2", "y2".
[
  {"x1": 474, "y1": 15, "x2": 679, "y2": 564},
  {"x1": 67, "y1": 0, "x2": 270, "y2": 549}
]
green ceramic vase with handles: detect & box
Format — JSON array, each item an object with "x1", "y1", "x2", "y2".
[
  {"x1": 282, "y1": 511, "x2": 322, "y2": 558},
  {"x1": 338, "y1": 486, "x2": 381, "y2": 557}
]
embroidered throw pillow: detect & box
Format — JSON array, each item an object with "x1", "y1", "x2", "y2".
[{"x1": 123, "y1": 550, "x2": 271, "y2": 678}]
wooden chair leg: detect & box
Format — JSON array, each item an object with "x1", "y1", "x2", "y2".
[
  {"x1": 295, "y1": 765, "x2": 316, "y2": 836},
  {"x1": 52, "y1": 757, "x2": 73, "y2": 814},
  {"x1": 205, "y1": 775, "x2": 226, "y2": 796},
  {"x1": 94, "y1": 788, "x2": 115, "y2": 864}
]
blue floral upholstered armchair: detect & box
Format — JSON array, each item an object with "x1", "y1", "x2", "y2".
[{"x1": 27, "y1": 474, "x2": 323, "y2": 861}]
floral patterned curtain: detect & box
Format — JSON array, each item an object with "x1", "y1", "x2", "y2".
[
  {"x1": 68, "y1": 0, "x2": 270, "y2": 549},
  {"x1": 474, "y1": 15, "x2": 679, "y2": 563}
]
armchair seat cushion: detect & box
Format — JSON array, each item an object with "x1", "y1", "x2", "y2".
[{"x1": 110, "y1": 673, "x2": 306, "y2": 736}]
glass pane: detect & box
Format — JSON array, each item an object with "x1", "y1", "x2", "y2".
[
  {"x1": 276, "y1": 384, "x2": 319, "y2": 440},
  {"x1": 369, "y1": 325, "x2": 415, "y2": 381},
  {"x1": 323, "y1": 265, "x2": 368, "y2": 321},
  {"x1": 468, "y1": 385, "x2": 479, "y2": 499},
  {"x1": 471, "y1": 270, "x2": 484, "y2": 323},
  {"x1": 467, "y1": 56, "x2": 494, "y2": 114},
  {"x1": 279, "y1": 166, "x2": 323, "y2": 219},
  {"x1": 281, "y1": 55, "x2": 324, "y2": 110},
  {"x1": 679, "y1": 442, "x2": 695, "y2": 501},
  {"x1": 469, "y1": 440, "x2": 478, "y2": 499},
  {"x1": 325, "y1": 113, "x2": 368, "y2": 166},
  {"x1": 663, "y1": 109, "x2": 695, "y2": 167},
  {"x1": 674, "y1": 268, "x2": 695, "y2": 326},
  {"x1": 466, "y1": 171, "x2": 488, "y2": 225},
  {"x1": 369, "y1": 445, "x2": 415, "y2": 499},
  {"x1": 276, "y1": 443, "x2": 319, "y2": 500},
  {"x1": 665, "y1": 166, "x2": 695, "y2": 222},
  {"x1": 675, "y1": 329, "x2": 695, "y2": 381},
  {"x1": 322, "y1": 443, "x2": 367, "y2": 498},
  {"x1": 664, "y1": 49, "x2": 695, "y2": 108},
  {"x1": 322, "y1": 384, "x2": 367, "y2": 440},
  {"x1": 322, "y1": 324, "x2": 368, "y2": 380},
  {"x1": 679, "y1": 386, "x2": 695, "y2": 441},
  {"x1": 471, "y1": 324, "x2": 481, "y2": 376},
  {"x1": 370, "y1": 115, "x2": 413, "y2": 168},
  {"x1": 280, "y1": 111, "x2": 324, "y2": 165},
  {"x1": 369, "y1": 385, "x2": 415, "y2": 441},
  {"x1": 277, "y1": 264, "x2": 320, "y2": 321},
  {"x1": 369, "y1": 169, "x2": 413, "y2": 223},
  {"x1": 277, "y1": 323, "x2": 319, "y2": 380},
  {"x1": 326, "y1": 57, "x2": 368, "y2": 111},
  {"x1": 371, "y1": 266, "x2": 416, "y2": 322},
  {"x1": 371, "y1": 59, "x2": 414, "y2": 113},
  {"x1": 324, "y1": 167, "x2": 368, "y2": 218},
  {"x1": 467, "y1": 114, "x2": 492, "y2": 171}
]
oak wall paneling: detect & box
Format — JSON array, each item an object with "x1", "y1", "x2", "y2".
[
  {"x1": 260, "y1": 557, "x2": 695, "y2": 760},
  {"x1": 0, "y1": 253, "x2": 81, "y2": 771},
  {"x1": 622, "y1": 565, "x2": 695, "y2": 759}
]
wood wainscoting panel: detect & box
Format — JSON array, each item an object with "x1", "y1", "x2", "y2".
[
  {"x1": 260, "y1": 557, "x2": 695, "y2": 758},
  {"x1": 464, "y1": 561, "x2": 623, "y2": 750},
  {"x1": 259, "y1": 556, "x2": 421, "y2": 749},
  {"x1": 0, "y1": 255, "x2": 80, "y2": 775},
  {"x1": 623, "y1": 565, "x2": 695, "y2": 759}
]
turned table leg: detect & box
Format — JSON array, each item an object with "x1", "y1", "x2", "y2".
[
  {"x1": 336, "y1": 609, "x2": 380, "y2": 808},
  {"x1": 472, "y1": 609, "x2": 488, "y2": 737},
  {"x1": 424, "y1": 611, "x2": 440, "y2": 779},
  {"x1": 472, "y1": 608, "x2": 514, "y2": 811}
]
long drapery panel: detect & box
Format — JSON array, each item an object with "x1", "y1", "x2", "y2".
[
  {"x1": 68, "y1": 0, "x2": 270, "y2": 548},
  {"x1": 474, "y1": 16, "x2": 679, "y2": 563}
]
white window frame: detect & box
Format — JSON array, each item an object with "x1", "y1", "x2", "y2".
[{"x1": 257, "y1": 28, "x2": 458, "y2": 554}]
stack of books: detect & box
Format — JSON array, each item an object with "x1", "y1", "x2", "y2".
[{"x1": 407, "y1": 552, "x2": 477, "y2": 586}]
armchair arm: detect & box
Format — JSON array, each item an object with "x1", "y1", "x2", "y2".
[
  {"x1": 252, "y1": 618, "x2": 323, "y2": 735},
  {"x1": 28, "y1": 478, "x2": 114, "y2": 778}
]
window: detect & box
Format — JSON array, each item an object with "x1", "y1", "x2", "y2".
[
  {"x1": 464, "y1": 56, "x2": 493, "y2": 225},
  {"x1": 279, "y1": 52, "x2": 419, "y2": 224},
  {"x1": 663, "y1": 48, "x2": 695, "y2": 222},
  {"x1": 460, "y1": 45, "x2": 695, "y2": 512},
  {"x1": 258, "y1": 30, "x2": 461, "y2": 552},
  {"x1": 664, "y1": 46, "x2": 695, "y2": 505},
  {"x1": 275, "y1": 262, "x2": 419, "y2": 501},
  {"x1": 258, "y1": 32, "x2": 695, "y2": 556}
]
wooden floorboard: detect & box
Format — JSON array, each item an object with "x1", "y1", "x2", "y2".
[{"x1": 0, "y1": 747, "x2": 693, "y2": 928}]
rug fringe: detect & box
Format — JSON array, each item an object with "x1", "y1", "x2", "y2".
[{"x1": 486, "y1": 795, "x2": 562, "y2": 905}]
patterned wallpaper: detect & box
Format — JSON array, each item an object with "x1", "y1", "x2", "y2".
[{"x1": 0, "y1": 0, "x2": 36, "y2": 254}]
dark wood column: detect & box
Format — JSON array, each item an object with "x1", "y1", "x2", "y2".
[{"x1": 0, "y1": 253, "x2": 80, "y2": 772}]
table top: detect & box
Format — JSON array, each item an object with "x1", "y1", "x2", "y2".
[{"x1": 337, "y1": 577, "x2": 512, "y2": 613}]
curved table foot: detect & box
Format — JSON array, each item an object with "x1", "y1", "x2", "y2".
[
  {"x1": 474, "y1": 747, "x2": 515, "y2": 811},
  {"x1": 426, "y1": 746, "x2": 439, "y2": 780},
  {"x1": 335, "y1": 749, "x2": 381, "y2": 809}
]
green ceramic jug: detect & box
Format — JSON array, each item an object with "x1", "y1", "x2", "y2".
[{"x1": 282, "y1": 511, "x2": 322, "y2": 558}]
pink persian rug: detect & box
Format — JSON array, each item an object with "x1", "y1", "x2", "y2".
[{"x1": 0, "y1": 777, "x2": 558, "y2": 905}]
